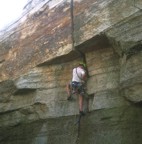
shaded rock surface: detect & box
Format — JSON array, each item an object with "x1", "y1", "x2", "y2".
[{"x1": 0, "y1": 0, "x2": 142, "y2": 144}]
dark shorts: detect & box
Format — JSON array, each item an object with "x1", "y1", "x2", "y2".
[{"x1": 71, "y1": 81, "x2": 85, "y2": 96}]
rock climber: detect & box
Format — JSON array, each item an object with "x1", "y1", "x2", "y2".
[{"x1": 67, "y1": 62, "x2": 87, "y2": 116}]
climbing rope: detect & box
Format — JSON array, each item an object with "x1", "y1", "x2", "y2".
[
  {"x1": 75, "y1": 114, "x2": 82, "y2": 144},
  {"x1": 67, "y1": 82, "x2": 89, "y2": 144},
  {"x1": 70, "y1": 0, "x2": 75, "y2": 51}
]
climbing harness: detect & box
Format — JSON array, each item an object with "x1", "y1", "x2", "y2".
[{"x1": 67, "y1": 81, "x2": 86, "y2": 100}]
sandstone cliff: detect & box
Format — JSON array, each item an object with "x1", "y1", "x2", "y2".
[{"x1": 0, "y1": 0, "x2": 142, "y2": 144}]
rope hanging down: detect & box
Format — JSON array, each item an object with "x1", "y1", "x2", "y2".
[{"x1": 70, "y1": 2, "x2": 89, "y2": 143}]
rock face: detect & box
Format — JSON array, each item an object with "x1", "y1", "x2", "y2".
[{"x1": 0, "y1": 0, "x2": 142, "y2": 144}]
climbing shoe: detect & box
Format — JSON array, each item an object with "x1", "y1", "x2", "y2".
[
  {"x1": 79, "y1": 111, "x2": 85, "y2": 116},
  {"x1": 67, "y1": 95, "x2": 72, "y2": 100}
]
